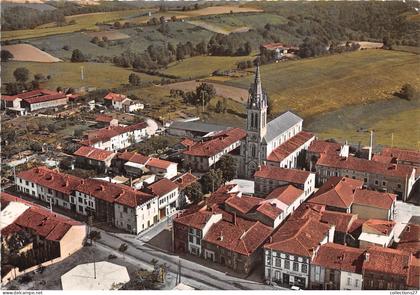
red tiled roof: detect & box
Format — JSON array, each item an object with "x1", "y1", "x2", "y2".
[
  {"x1": 316, "y1": 154, "x2": 414, "y2": 179},
  {"x1": 76, "y1": 178, "x2": 154, "y2": 207},
  {"x1": 254, "y1": 165, "x2": 311, "y2": 185},
  {"x1": 307, "y1": 140, "x2": 341, "y2": 155},
  {"x1": 312, "y1": 243, "x2": 365, "y2": 274},
  {"x1": 267, "y1": 131, "x2": 314, "y2": 162},
  {"x1": 353, "y1": 188, "x2": 396, "y2": 210},
  {"x1": 81, "y1": 122, "x2": 147, "y2": 146},
  {"x1": 225, "y1": 194, "x2": 262, "y2": 214},
  {"x1": 264, "y1": 217, "x2": 331, "y2": 257},
  {"x1": 320, "y1": 210, "x2": 356, "y2": 233},
  {"x1": 363, "y1": 219, "x2": 395, "y2": 235},
  {"x1": 183, "y1": 128, "x2": 246, "y2": 157},
  {"x1": 309, "y1": 177, "x2": 363, "y2": 209},
  {"x1": 397, "y1": 224, "x2": 420, "y2": 255},
  {"x1": 256, "y1": 202, "x2": 283, "y2": 221},
  {"x1": 174, "y1": 172, "x2": 197, "y2": 190},
  {"x1": 1, "y1": 193, "x2": 82, "y2": 241},
  {"x1": 147, "y1": 178, "x2": 178, "y2": 197},
  {"x1": 17, "y1": 167, "x2": 83, "y2": 198},
  {"x1": 363, "y1": 246, "x2": 411, "y2": 276},
  {"x1": 381, "y1": 147, "x2": 420, "y2": 164},
  {"x1": 290, "y1": 202, "x2": 325, "y2": 221},
  {"x1": 265, "y1": 185, "x2": 303, "y2": 206},
  {"x1": 204, "y1": 218, "x2": 272, "y2": 256},
  {"x1": 95, "y1": 114, "x2": 114, "y2": 123},
  {"x1": 23, "y1": 93, "x2": 67, "y2": 104},
  {"x1": 180, "y1": 138, "x2": 195, "y2": 148},
  {"x1": 4, "y1": 89, "x2": 56, "y2": 100},
  {"x1": 1, "y1": 95, "x2": 20, "y2": 102},
  {"x1": 147, "y1": 158, "x2": 174, "y2": 170},
  {"x1": 74, "y1": 146, "x2": 115, "y2": 161},
  {"x1": 174, "y1": 210, "x2": 214, "y2": 230},
  {"x1": 372, "y1": 154, "x2": 394, "y2": 164},
  {"x1": 104, "y1": 92, "x2": 127, "y2": 102},
  {"x1": 2, "y1": 223, "x2": 23, "y2": 237}
]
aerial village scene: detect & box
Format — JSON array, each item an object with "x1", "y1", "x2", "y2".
[{"x1": 0, "y1": 0, "x2": 419, "y2": 292}]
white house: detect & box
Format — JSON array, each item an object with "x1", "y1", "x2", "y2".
[
  {"x1": 264, "y1": 217, "x2": 334, "y2": 289},
  {"x1": 254, "y1": 165, "x2": 315, "y2": 197},
  {"x1": 80, "y1": 122, "x2": 148, "y2": 152},
  {"x1": 146, "y1": 178, "x2": 180, "y2": 220},
  {"x1": 104, "y1": 92, "x2": 144, "y2": 113}
]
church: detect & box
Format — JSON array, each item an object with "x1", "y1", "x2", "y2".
[{"x1": 235, "y1": 65, "x2": 315, "y2": 179}]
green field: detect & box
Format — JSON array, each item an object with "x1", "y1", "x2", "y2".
[
  {"x1": 224, "y1": 50, "x2": 420, "y2": 118},
  {"x1": 194, "y1": 13, "x2": 287, "y2": 31},
  {"x1": 2, "y1": 10, "x2": 145, "y2": 41},
  {"x1": 25, "y1": 22, "x2": 214, "y2": 61},
  {"x1": 1, "y1": 61, "x2": 156, "y2": 89},
  {"x1": 306, "y1": 98, "x2": 420, "y2": 149},
  {"x1": 163, "y1": 55, "x2": 255, "y2": 79}
]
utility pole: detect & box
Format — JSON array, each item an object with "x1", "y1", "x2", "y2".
[
  {"x1": 80, "y1": 66, "x2": 84, "y2": 81},
  {"x1": 391, "y1": 133, "x2": 394, "y2": 147}
]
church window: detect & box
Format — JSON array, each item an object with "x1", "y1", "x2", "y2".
[
  {"x1": 252, "y1": 145, "x2": 256, "y2": 158},
  {"x1": 255, "y1": 114, "x2": 259, "y2": 128}
]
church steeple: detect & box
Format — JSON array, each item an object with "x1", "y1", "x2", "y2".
[
  {"x1": 246, "y1": 65, "x2": 268, "y2": 139},
  {"x1": 248, "y1": 64, "x2": 267, "y2": 109}
]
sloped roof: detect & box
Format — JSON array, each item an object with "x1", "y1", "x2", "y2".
[
  {"x1": 265, "y1": 185, "x2": 304, "y2": 206},
  {"x1": 264, "y1": 217, "x2": 331, "y2": 257},
  {"x1": 312, "y1": 243, "x2": 365, "y2": 274},
  {"x1": 254, "y1": 165, "x2": 311, "y2": 184},
  {"x1": 173, "y1": 172, "x2": 197, "y2": 190},
  {"x1": 267, "y1": 131, "x2": 314, "y2": 162},
  {"x1": 225, "y1": 194, "x2": 262, "y2": 214},
  {"x1": 353, "y1": 188, "x2": 396, "y2": 210},
  {"x1": 381, "y1": 147, "x2": 420, "y2": 164},
  {"x1": 264, "y1": 111, "x2": 302, "y2": 144},
  {"x1": 363, "y1": 246, "x2": 411, "y2": 276},
  {"x1": 74, "y1": 146, "x2": 115, "y2": 161},
  {"x1": 147, "y1": 178, "x2": 178, "y2": 197},
  {"x1": 309, "y1": 177, "x2": 363, "y2": 209},
  {"x1": 320, "y1": 210, "x2": 356, "y2": 233},
  {"x1": 396, "y1": 224, "x2": 420, "y2": 255},
  {"x1": 307, "y1": 140, "x2": 341, "y2": 155}
]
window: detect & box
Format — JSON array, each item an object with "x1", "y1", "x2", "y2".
[
  {"x1": 347, "y1": 278, "x2": 351, "y2": 285},
  {"x1": 301, "y1": 264, "x2": 307, "y2": 273},
  {"x1": 375, "y1": 180, "x2": 379, "y2": 185},
  {"x1": 189, "y1": 235, "x2": 194, "y2": 243},
  {"x1": 397, "y1": 184, "x2": 402, "y2": 189},
  {"x1": 31, "y1": 183, "x2": 34, "y2": 188},
  {"x1": 293, "y1": 262, "x2": 299, "y2": 271},
  {"x1": 196, "y1": 238, "x2": 201, "y2": 245},
  {"x1": 382, "y1": 181, "x2": 386, "y2": 186},
  {"x1": 355, "y1": 279, "x2": 359, "y2": 287},
  {"x1": 364, "y1": 178, "x2": 367, "y2": 182},
  {"x1": 275, "y1": 258, "x2": 281, "y2": 267},
  {"x1": 284, "y1": 260, "x2": 290, "y2": 270},
  {"x1": 78, "y1": 197, "x2": 83, "y2": 203},
  {"x1": 26, "y1": 180, "x2": 29, "y2": 185},
  {"x1": 123, "y1": 206, "x2": 128, "y2": 213}
]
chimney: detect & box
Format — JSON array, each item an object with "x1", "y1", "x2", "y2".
[
  {"x1": 219, "y1": 230, "x2": 224, "y2": 241},
  {"x1": 407, "y1": 225, "x2": 411, "y2": 232},
  {"x1": 364, "y1": 252, "x2": 370, "y2": 262},
  {"x1": 368, "y1": 130, "x2": 374, "y2": 160}
]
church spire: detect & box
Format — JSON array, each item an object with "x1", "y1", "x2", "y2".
[
  {"x1": 248, "y1": 64, "x2": 267, "y2": 109},
  {"x1": 254, "y1": 63, "x2": 263, "y2": 99}
]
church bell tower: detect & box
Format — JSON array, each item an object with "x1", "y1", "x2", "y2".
[{"x1": 247, "y1": 64, "x2": 268, "y2": 139}]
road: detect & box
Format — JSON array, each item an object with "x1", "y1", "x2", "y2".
[{"x1": 94, "y1": 228, "x2": 285, "y2": 290}]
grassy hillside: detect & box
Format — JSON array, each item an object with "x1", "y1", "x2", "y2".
[
  {"x1": 163, "y1": 55, "x2": 255, "y2": 79},
  {"x1": 1, "y1": 61, "x2": 156, "y2": 89},
  {"x1": 26, "y1": 22, "x2": 214, "y2": 60},
  {"x1": 225, "y1": 50, "x2": 420, "y2": 118},
  {"x1": 306, "y1": 98, "x2": 420, "y2": 149},
  {"x1": 1, "y1": 9, "x2": 144, "y2": 41}
]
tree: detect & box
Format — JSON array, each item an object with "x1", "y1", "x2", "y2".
[
  {"x1": 183, "y1": 182, "x2": 203, "y2": 204},
  {"x1": 71, "y1": 49, "x2": 85, "y2": 62},
  {"x1": 34, "y1": 73, "x2": 45, "y2": 81},
  {"x1": 400, "y1": 83, "x2": 415, "y2": 100},
  {"x1": 30, "y1": 142, "x2": 42, "y2": 152},
  {"x1": 1, "y1": 50, "x2": 14, "y2": 62},
  {"x1": 13, "y1": 67, "x2": 30, "y2": 83},
  {"x1": 215, "y1": 155, "x2": 237, "y2": 182},
  {"x1": 196, "y1": 83, "x2": 216, "y2": 106},
  {"x1": 200, "y1": 169, "x2": 224, "y2": 194},
  {"x1": 128, "y1": 73, "x2": 141, "y2": 86}
]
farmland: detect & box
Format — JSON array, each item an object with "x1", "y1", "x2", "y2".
[
  {"x1": 25, "y1": 22, "x2": 214, "y2": 60},
  {"x1": 1, "y1": 61, "x2": 156, "y2": 89},
  {"x1": 224, "y1": 50, "x2": 420, "y2": 118},
  {"x1": 2, "y1": 44, "x2": 61, "y2": 62},
  {"x1": 163, "y1": 80, "x2": 249, "y2": 103},
  {"x1": 1, "y1": 9, "x2": 145, "y2": 41},
  {"x1": 306, "y1": 97, "x2": 420, "y2": 149},
  {"x1": 162, "y1": 55, "x2": 255, "y2": 79}
]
